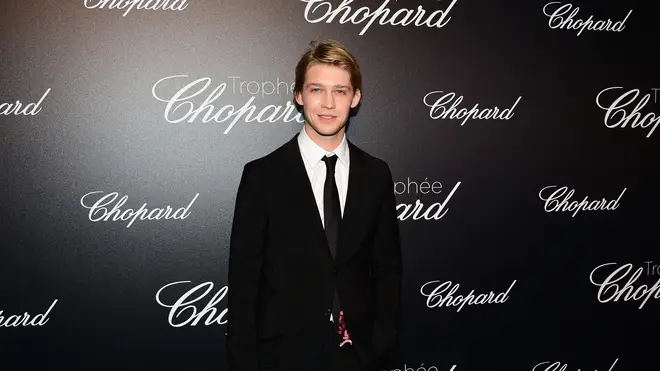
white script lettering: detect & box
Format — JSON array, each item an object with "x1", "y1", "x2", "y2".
[
  {"x1": 538, "y1": 185, "x2": 625, "y2": 217},
  {"x1": 300, "y1": 0, "x2": 459, "y2": 36},
  {"x1": 543, "y1": 2, "x2": 632, "y2": 35},
  {"x1": 423, "y1": 91, "x2": 521, "y2": 125},
  {"x1": 596, "y1": 87, "x2": 660, "y2": 138},
  {"x1": 156, "y1": 281, "x2": 227, "y2": 327},
  {"x1": 590, "y1": 263, "x2": 660, "y2": 309},
  {"x1": 420, "y1": 280, "x2": 516, "y2": 311},
  {"x1": 0, "y1": 299, "x2": 58, "y2": 327},
  {"x1": 397, "y1": 182, "x2": 460, "y2": 221},
  {"x1": 152, "y1": 75, "x2": 303, "y2": 134},
  {"x1": 0, "y1": 88, "x2": 50, "y2": 116},
  {"x1": 79, "y1": 191, "x2": 198, "y2": 228},
  {"x1": 533, "y1": 358, "x2": 619, "y2": 371},
  {"x1": 83, "y1": 0, "x2": 189, "y2": 17}
]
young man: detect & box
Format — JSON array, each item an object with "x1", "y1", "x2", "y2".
[{"x1": 226, "y1": 40, "x2": 402, "y2": 371}]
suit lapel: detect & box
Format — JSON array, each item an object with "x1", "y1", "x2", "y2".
[
  {"x1": 283, "y1": 133, "x2": 366, "y2": 268},
  {"x1": 336, "y1": 140, "x2": 365, "y2": 266}
]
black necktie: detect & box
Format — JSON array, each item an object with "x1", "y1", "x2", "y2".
[
  {"x1": 322, "y1": 154, "x2": 341, "y2": 259},
  {"x1": 321, "y1": 154, "x2": 342, "y2": 325}
]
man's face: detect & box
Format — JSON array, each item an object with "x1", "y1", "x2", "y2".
[{"x1": 295, "y1": 63, "x2": 361, "y2": 139}]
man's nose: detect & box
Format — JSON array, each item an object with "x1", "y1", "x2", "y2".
[{"x1": 321, "y1": 91, "x2": 335, "y2": 109}]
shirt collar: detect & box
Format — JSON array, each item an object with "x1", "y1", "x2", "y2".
[{"x1": 297, "y1": 125, "x2": 349, "y2": 169}]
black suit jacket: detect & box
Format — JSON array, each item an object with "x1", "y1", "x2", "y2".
[{"x1": 226, "y1": 133, "x2": 402, "y2": 371}]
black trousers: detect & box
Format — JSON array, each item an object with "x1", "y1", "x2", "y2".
[{"x1": 257, "y1": 319, "x2": 362, "y2": 371}]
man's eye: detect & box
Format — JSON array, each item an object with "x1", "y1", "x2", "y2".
[
  {"x1": 336, "y1": 90, "x2": 345, "y2": 94},
  {"x1": 311, "y1": 88, "x2": 320, "y2": 92}
]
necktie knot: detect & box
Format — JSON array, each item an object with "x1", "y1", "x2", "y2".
[{"x1": 322, "y1": 154, "x2": 338, "y2": 172}]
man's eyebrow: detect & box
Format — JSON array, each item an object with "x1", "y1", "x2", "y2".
[{"x1": 306, "y1": 83, "x2": 352, "y2": 90}]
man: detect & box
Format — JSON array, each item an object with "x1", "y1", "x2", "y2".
[{"x1": 226, "y1": 40, "x2": 402, "y2": 371}]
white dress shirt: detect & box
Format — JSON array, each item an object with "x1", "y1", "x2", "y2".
[{"x1": 297, "y1": 125, "x2": 349, "y2": 229}]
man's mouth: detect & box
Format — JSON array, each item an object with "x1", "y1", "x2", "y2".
[{"x1": 318, "y1": 114, "x2": 337, "y2": 121}]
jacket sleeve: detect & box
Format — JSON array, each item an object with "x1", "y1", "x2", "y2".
[
  {"x1": 226, "y1": 162, "x2": 268, "y2": 371},
  {"x1": 355, "y1": 162, "x2": 403, "y2": 371}
]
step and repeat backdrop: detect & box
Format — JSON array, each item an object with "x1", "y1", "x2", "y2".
[{"x1": 1, "y1": 0, "x2": 658, "y2": 370}]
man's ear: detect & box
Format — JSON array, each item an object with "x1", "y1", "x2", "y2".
[
  {"x1": 351, "y1": 89, "x2": 361, "y2": 108},
  {"x1": 295, "y1": 91, "x2": 304, "y2": 106}
]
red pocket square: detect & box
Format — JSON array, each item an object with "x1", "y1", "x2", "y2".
[{"x1": 336, "y1": 311, "x2": 353, "y2": 347}]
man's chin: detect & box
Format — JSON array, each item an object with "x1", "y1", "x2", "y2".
[{"x1": 309, "y1": 123, "x2": 344, "y2": 137}]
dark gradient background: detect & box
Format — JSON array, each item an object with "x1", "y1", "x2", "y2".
[{"x1": 0, "y1": 0, "x2": 658, "y2": 370}]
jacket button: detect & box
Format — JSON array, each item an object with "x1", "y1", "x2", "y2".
[{"x1": 333, "y1": 268, "x2": 337, "y2": 274}]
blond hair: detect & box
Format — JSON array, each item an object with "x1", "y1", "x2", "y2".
[{"x1": 293, "y1": 40, "x2": 362, "y2": 105}]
